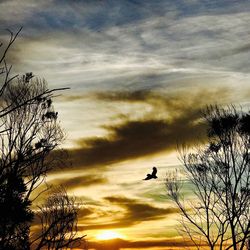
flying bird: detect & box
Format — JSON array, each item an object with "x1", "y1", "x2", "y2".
[{"x1": 143, "y1": 167, "x2": 158, "y2": 180}]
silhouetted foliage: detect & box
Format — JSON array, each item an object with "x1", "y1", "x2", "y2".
[
  {"x1": 0, "y1": 29, "x2": 84, "y2": 249},
  {"x1": 31, "y1": 188, "x2": 86, "y2": 250},
  {"x1": 0, "y1": 174, "x2": 33, "y2": 249},
  {"x1": 166, "y1": 105, "x2": 250, "y2": 250}
]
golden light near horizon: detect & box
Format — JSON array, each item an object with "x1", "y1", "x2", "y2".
[{"x1": 96, "y1": 230, "x2": 124, "y2": 240}]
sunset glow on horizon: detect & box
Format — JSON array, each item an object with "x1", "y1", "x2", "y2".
[{"x1": 96, "y1": 230, "x2": 125, "y2": 241}]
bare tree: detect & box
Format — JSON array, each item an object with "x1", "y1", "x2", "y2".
[
  {"x1": 31, "y1": 188, "x2": 86, "y2": 250},
  {"x1": 0, "y1": 29, "x2": 71, "y2": 249},
  {"x1": 0, "y1": 28, "x2": 21, "y2": 109},
  {"x1": 0, "y1": 71, "x2": 65, "y2": 249},
  {"x1": 2, "y1": 75, "x2": 65, "y2": 193},
  {"x1": 0, "y1": 28, "x2": 68, "y2": 119},
  {"x1": 166, "y1": 106, "x2": 250, "y2": 250}
]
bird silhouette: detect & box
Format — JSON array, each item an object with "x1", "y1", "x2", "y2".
[{"x1": 143, "y1": 167, "x2": 158, "y2": 180}]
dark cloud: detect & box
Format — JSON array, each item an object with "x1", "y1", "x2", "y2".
[
  {"x1": 104, "y1": 196, "x2": 177, "y2": 222},
  {"x1": 56, "y1": 88, "x2": 234, "y2": 170},
  {"x1": 92, "y1": 89, "x2": 152, "y2": 102},
  {"x1": 77, "y1": 206, "x2": 96, "y2": 219},
  {"x1": 67, "y1": 117, "x2": 205, "y2": 169},
  {"x1": 207, "y1": 43, "x2": 250, "y2": 60},
  {"x1": 232, "y1": 43, "x2": 250, "y2": 55},
  {"x1": 31, "y1": 205, "x2": 93, "y2": 233},
  {"x1": 78, "y1": 196, "x2": 178, "y2": 230},
  {"x1": 92, "y1": 87, "x2": 232, "y2": 108},
  {"x1": 63, "y1": 86, "x2": 232, "y2": 107},
  {"x1": 51, "y1": 174, "x2": 108, "y2": 189}
]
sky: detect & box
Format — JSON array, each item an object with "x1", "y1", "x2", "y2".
[{"x1": 1, "y1": 0, "x2": 250, "y2": 249}]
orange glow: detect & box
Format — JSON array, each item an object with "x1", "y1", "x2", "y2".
[{"x1": 96, "y1": 230, "x2": 124, "y2": 240}]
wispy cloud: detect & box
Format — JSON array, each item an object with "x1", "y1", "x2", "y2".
[
  {"x1": 50, "y1": 174, "x2": 108, "y2": 189},
  {"x1": 77, "y1": 195, "x2": 178, "y2": 230},
  {"x1": 1, "y1": 0, "x2": 250, "y2": 91}
]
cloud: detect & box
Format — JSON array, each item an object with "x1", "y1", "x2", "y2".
[
  {"x1": 91, "y1": 87, "x2": 232, "y2": 108},
  {"x1": 31, "y1": 204, "x2": 93, "y2": 234},
  {"x1": 78, "y1": 196, "x2": 178, "y2": 230},
  {"x1": 52, "y1": 88, "x2": 235, "y2": 171},
  {"x1": 209, "y1": 43, "x2": 250, "y2": 59},
  {"x1": 92, "y1": 89, "x2": 152, "y2": 102},
  {"x1": 2, "y1": 0, "x2": 250, "y2": 91},
  {"x1": 65, "y1": 117, "x2": 204, "y2": 169},
  {"x1": 31, "y1": 193, "x2": 178, "y2": 241},
  {"x1": 87, "y1": 238, "x2": 194, "y2": 250},
  {"x1": 49, "y1": 174, "x2": 108, "y2": 189},
  {"x1": 104, "y1": 196, "x2": 178, "y2": 222},
  {"x1": 1, "y1": 1, "x2": 249, "y2": 33}
]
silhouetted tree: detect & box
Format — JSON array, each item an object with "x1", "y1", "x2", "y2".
[
  {"x1": 0, "y1": 28, "x2": 21, "y2": 113},
  {"x1": 0, "y1": 173, "x2": 33, "y2": 249},
  {"x1": 0, "y1": 71, "x2": 65, "y2": 248},
  {"x1": 0, "y1": 28, "x2": 68, "y2": 119},
  {"x1": 166, "y1": 106, "x2": 250, "y2": 250},
  {"x1": 0, "y1": 27, "x2": 34, "y2": 250},
  {"x1": 31, "y1": 188, "x2": 86, "y2": 250},
  {"x1": 0, "y1": 29, "x2": 74, "y2": 249}
]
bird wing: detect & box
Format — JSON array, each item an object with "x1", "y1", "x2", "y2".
[
  {"x1": 152, "y1": 167, "x2": 157, "y2": 176},
  {"x1": 143, "y1": 174, "x2": 151, "y2": 180}
]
